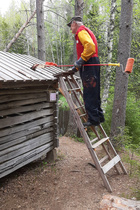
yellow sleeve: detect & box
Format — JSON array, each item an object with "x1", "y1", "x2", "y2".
[{"x1": 78, "y1": 30, "x2": 96, "y2": 61}]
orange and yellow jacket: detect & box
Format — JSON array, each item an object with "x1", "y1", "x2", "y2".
[{"x1": 75, "y1": 25, "x2": 98, "y2": 62}]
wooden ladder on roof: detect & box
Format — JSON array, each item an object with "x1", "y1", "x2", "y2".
[{"x1": 55, "y1": 71, "x2": 127, "y2": 192}]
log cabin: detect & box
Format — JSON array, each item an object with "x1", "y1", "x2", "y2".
[{"x1": 0, "y1": 51, "x2": 64, "y2": 178}]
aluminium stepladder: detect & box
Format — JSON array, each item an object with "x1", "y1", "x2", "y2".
[{"x1": 55, "y1": 71, "x2": 127, "y2": 192}]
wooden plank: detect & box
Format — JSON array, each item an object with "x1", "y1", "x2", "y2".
[
  {"x1": 0, "y1": 102, "x2": 53, "y2": 117},
  {"x1": 0, "y1": 88, "x2": 54, "y2": 95},
  {"x1": 92, "y1": 137, "x2": 109, "y2": 149},
  {"x1": 90, "y1": 137, "x2": 98, "y2": 144},
  {"x1": 102, "y1": 155, "x2": 121, "y2": 174},
  {"x1": 0, "y1": 108, "x2": 53, "y2": 129},
  {"x1": 0, "y1": 132, "x2": 53, "y2": 157},
  {"x1": 99, "y1": 155, "x2": 109, "y2": 164},
  {"x1": 0, "y1": 97, "x2": 49, "y2": 110},
  {"x1": 0, "y1": 80, "x2": 57, "y2": 89},
  {"x1": 0, "y1": 143, "x2": 53, "y2": 178},
  {"x1": 0, "y1": 132, "x2": 53, "y2": 163},
  {"x1": 0, "y1": 141, "x2": 53, "y2": 171},
  {"x1": 0, "y1": 126, "x2": 53, "y2": 151},
  {"x1": 0, "y1": 115, "x2": 53, "y2": 138},
  {"x1": 0, "y1": 92, "x2": 47, "y2": 103}
]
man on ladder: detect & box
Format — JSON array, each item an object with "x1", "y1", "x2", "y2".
[
  {"x1": 53, "y1": 17, "x2": 127, "y2": 192},
  {"x1": 67, "y1": 16, "x2": 105, "y2": 126}
]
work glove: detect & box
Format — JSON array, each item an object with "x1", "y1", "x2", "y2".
[
  {"x1": 71, "y1": 57, "x2": 85, "y2": 73},
  {"x1": 71, "y1": 66, "x2": 78, "y2": 73},
  {"x1": 74, "y1": 57, "x2": 85, "y2": 69}
]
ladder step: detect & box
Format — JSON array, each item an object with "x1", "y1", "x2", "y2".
[
  {"x1": 68, "y1": 88, "x2": 81, "y2": 92},
  {"x1": 99, "y1": 155, "x2": 109, "y2": 164},
  {"x1": 90, "y1": 137, "x2": 99, "y2": 144},
  {"x1": 102, "y1": 155, "x2": 121, "y2": 174},
  {"x1": 92, "y1": 137, "x2": 109, "y2": 149},
  {"x1": 75, "y1": 105, "x2": 85, "y2": 110},
  {"x1": 80, "y1": 113, "x2": 87, "y2": 117}
]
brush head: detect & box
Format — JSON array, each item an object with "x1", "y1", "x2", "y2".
[{"x1": 125, "y1": 58, "x2": 134, "y2": 74}]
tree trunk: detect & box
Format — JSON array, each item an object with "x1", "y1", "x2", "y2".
[
  {"x1": 102, "y1": 0, "x2": 116, "y2": 110},
  {"x1": 36, "y1": 0, "x2": 46, "y2": 61},
  {"x1": 110, "y1": 0, "x2": 133, "y2": 141},
  {"x1": 72, "y1": 0, "x2": 84, "y2": 62},
  {"x1": 66, "y1": 0, "x2": 84, "y2": 137}
]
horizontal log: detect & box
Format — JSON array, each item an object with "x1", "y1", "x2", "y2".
[
  {"x1": 0, "y1": 141, "x2": 53, "y2": 172},
  {"x1": 100, "y1": 194, "x2": 140, "y2": 209},
  {"x1": 0, "y1": 143, "x2": 53, "y2": 178},
  {"x1": 0, "y1": 92, "x2": 47, "y2": 104},
  {"x1": 0, "y1": 88, "x2": 55, "y2": 95},
  {"x1": 0, "y1": 80, "x2": 57, "y2": 89},
  {"x1": 0, "y1": 102, "x2": 53, "y2": 117},
  {"x1": 0, "y1": 97, "x2": 48, "y2": 110},
  {"x1": 0, "y1": 108, "x2": 53, "y2": 129},
  {"x1": 0, "y1": 115, "x2": 53, "y2": 138},
  {"x1": 0, "y1": 126, "x2": 53, "y2": 151},
  {"x1": 0, "y1": 132, "x2": 53, "y2": 164},
  {"x1": 102, "y1": 155, "x2": 121, "y2": 174}
]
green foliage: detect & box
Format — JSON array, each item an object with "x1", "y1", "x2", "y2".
[
  {"x1": 104, "y1": 90, "x2": 140, "y2": 196},
  {"x1": 71, "y1": 134, "x2": 84, "y2": 143},
  {"x1": 102, "y1": 88, "x2": 140, "y2": 153},
  {"x1": 123, "y1": 149, "x2": 140, "y2": 176},
  {"x1": 9, "y1": 20, "x2": 28, "y2": 54},
  {"x1": 0, "y1": 0, "x2": 34, "y2": 54},
  {"x1": 0, "y1": 19, "x2": 9, "y2": 49},
  {"x1": 131, "y1": 188, "x2": 140, "y2": 200},
  {"x1": 58, "y1": 94, "x2": 69, "y2": 110},
  {"x1": 122, "y1": 148, "x2": 140, "y2": 200},
  {"x1": 125, "y1": 93, "x2": 140, "y2": 147}
]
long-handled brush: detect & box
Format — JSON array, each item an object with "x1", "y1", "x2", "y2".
[{"x1": 31, "y1": 58, "x2": 134, "y2": 74}]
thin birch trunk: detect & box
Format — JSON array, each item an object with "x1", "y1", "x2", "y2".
[
  {"x1": 102, "y1": 0, "x2": 116, "y2": 110},
  {"x1": 66, "y1": 0, "x2": 84, "y2": 137}
]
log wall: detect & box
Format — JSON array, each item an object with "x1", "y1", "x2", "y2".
[{"x1": 0, "y1": 87, "x2": 58, "y2": 178}]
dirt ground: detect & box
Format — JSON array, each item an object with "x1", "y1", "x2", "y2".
[{"x1": 0, "y1": 136, "x2": 138, "y2": 210}]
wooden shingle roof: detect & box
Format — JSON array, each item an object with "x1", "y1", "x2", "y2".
[{"x1": 0, "y1": 51, "x2": 64, "y2": 83}]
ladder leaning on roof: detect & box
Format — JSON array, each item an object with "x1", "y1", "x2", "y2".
[{"x1": 54, "y1": 71, "x2": 127, "y2": 192}]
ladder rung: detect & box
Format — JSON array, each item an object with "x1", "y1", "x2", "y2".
[
  {"x1": 80, "y1": 113, "x2": 87, "y2": 117},
  {"x1": 92, "y1": 137, "x2": 109, "y2": 149},
  {"x1": 75, "y1": 105, "x2": 85, "y2": 110},
  {"x1": 99, "y1": 155, "x2": 109, "y2": 164},
  {"x1": 102, "y1": 155, "x2": 121, "y2": 174},
  {"x1": 90, "y1": 137, "x2": 98, "y2": 144},
  {"x1": 68, "y1": 88, "x2": 81, "y2": 92}
]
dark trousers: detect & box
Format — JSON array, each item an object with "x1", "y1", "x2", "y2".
[{"x1": 79, "y1": 57, "x2": 104, "y2": 123}]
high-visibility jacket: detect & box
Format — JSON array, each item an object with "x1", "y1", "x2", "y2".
[{"x1": 75, "y1": 25, "x2": 98, "y2": 61}]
